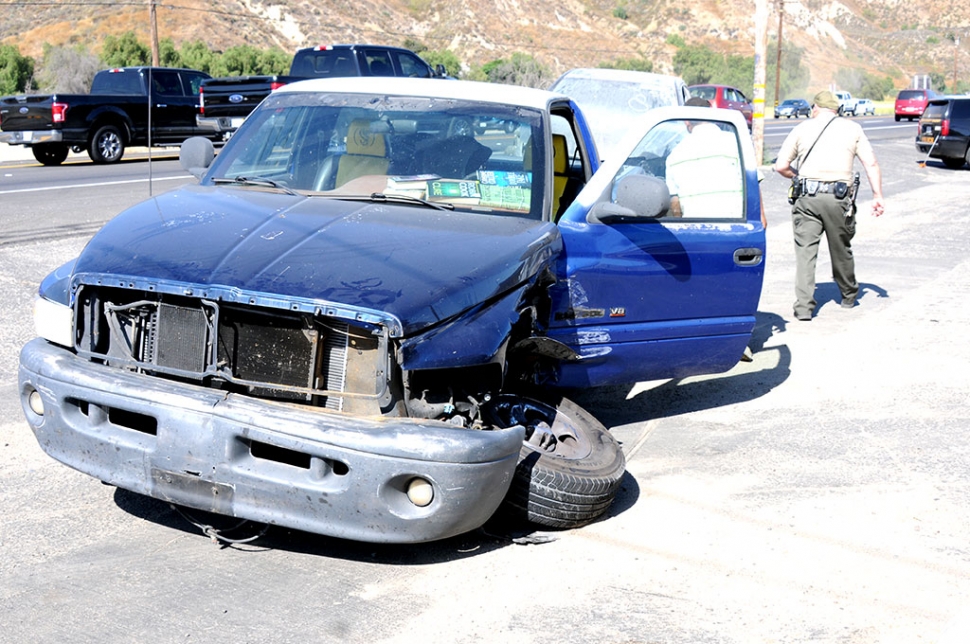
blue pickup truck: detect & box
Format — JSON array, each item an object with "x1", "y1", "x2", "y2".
[{"x1": 19, "y1": 77, "x2": 765, "y2": 543}]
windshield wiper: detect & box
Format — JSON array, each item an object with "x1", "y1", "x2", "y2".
[
  {"x1": 213, "y1": 176, "x2": 300, "y2": 196},
  {"x1": 312, "y1": 192, "x2": 455, "y2": 211},
  {"x1": 367, "y1": 192, "x2": 455, "y2": 211}
]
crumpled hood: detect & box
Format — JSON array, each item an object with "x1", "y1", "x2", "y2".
[{"x1": 72, "y1": 185, "x2": 561, "y2": 336}]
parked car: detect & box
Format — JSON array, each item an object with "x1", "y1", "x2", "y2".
[
  {"x1": 18, "y1": 77, "x2": 765, "y2": 544},
  {"x1": 688, "y1": 84, "x2": 753, "y2": 128},
  {"x1": 774, "y1": 98, "x2": 811, "y2": 118},
  {"x1": 895, "y1": 88, "x2": 938, "y2": 122},
  {"x1": 916, "y1": 97, "x2": 970, "y2": 168},
  {"x1": 549, "y1": 67, "x2": 689, "y2": 161},
  {"x1": 0, "y1": 67, "x2": 219, "y2": 165}
]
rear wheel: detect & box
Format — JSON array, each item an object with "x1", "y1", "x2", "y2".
[
  {"x1": 942, "y1": 157, "x2": 966, "y2": 169},
  {"x1": 483, "y1": 394, "x2": 625, "y2": 530},
  {"x1": 31, "y1": 143, "x2": 69, "y2": 166},
  {"x1": 894, "y1": 115, "x2": 901, "y2": 122},
  {"x1": 88, "y1": 124, "x2": 125, "y2": 164}
]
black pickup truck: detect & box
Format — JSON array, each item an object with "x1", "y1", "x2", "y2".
[
  {"x1": 197, "y1": 44, "x2": 447, "y2": 137},
  {"x1": 0, "y1": 67, "x2": 221, "y2": 165}
]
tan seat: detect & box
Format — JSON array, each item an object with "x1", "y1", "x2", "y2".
[
  {"x1": 335, "y1": 119, "x2": 389, "y2": 188},
  {"x1": 522, "y1": 133, "x2": 569, "y2": 218},
  {"x1": 552, "y1": 134, "x2": 569, "y2": 217}
]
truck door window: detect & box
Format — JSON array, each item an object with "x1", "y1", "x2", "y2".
[
  {"x1": 396, "y1": 52, "x2": 432, "y2": 78},
  {"x1": 617, "y1": 118, "x2": 745, "y2": 220},
  {"x1": 364, "y1": 51, "x2": 394, "y2": 76},
  {"x1": 152, "y1": 71, "x2": 182, "y2": 97},
  {"x1": 182, "y1": 72, "x2": 208, "y2": 96}
]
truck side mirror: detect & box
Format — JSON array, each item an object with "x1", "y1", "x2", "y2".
[
  {"x1": 180, "y1": 136, "x2": 215, "y2": 179},
  {"x1": 586, "y1": 174, "x2": 670, "y2": 224},
  {"x1": 435, "y1": 64, "x2": 447, "y2": 78}
]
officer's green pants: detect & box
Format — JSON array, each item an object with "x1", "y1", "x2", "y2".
[{"x1": 791, "y1": 192, "x2": 857, "y2": 318}]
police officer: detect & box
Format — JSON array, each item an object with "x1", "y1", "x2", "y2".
[{"x1": 773, "y1": 90, "x2": 885, "y2": 321}]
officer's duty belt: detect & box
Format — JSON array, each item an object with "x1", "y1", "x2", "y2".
[{"x1": 797, "y1": 179, "x2": 848, "y2": 196}]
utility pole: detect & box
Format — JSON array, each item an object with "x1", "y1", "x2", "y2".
[
  {"x1": 775, "y1": 0, "x2": 784, "y2": 108},
  {"x1": 753, "y1": 0, "x2": 768, "y2": 165},
  {"x1": 149, "y1": 0, "x2": 159, "y2": 66},
  {"x1": 955, "y1": 37, "x2": 960, "y2": 93}
]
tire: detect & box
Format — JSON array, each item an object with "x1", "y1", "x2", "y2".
[
  {"x1": 894, "y1": 115, "x2": 901, "y2": 122},
  {"x1": 503, "y1": 120, "x2": 516, "y2": 133},
  {"x1": 483, "y1": 394, "x2": 626, "y2": 530},
  {"x1": 31, "y1": 143, "x2": 69, "y2": 166},
  {"x1": 88, "y1": 124, "x2": 125, "y2": 164},
  {"x1": 942, "y1": 157, "x2": 966, "y2": 169}
]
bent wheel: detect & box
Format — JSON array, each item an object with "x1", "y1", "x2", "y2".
[{"x1": 483, "y1": 394, "x2": 625, "y2": 529}]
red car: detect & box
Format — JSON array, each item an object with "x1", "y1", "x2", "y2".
[
  {"x1": 688, "y1": 84, "x2": 753, "y2": 128},
  {"x1": 895, "y1": 89, "x2": 938, "y2": 122}
]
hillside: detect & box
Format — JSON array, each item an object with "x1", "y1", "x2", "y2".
[{"x1": 3, "y1": 0, "x2": 969, "y2": 92}]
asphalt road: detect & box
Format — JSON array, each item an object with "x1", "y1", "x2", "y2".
[{"x1": 1, "y1": 124, "x2": 968, "y2": 644}]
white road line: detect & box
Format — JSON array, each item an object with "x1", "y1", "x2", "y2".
[{"x1": 0, "y1": 175, "x2": 189, "y2": 195}]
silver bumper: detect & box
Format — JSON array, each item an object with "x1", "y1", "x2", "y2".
[
  {"x1": 0, "y1": 130, "x2": 63, "y2": 145},
  {"x1": 19, "y1": 339, "x2": 524, "y2": 543},
  {"x1": 196, "y1": 115, "x2": 243, "y2": 134}
]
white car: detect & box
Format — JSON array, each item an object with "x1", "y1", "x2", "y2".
[{"x1": 855, "y1": 98, "x2": 876, "y2": 116}]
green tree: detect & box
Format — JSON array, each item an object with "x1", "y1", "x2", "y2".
[
  {"x1": 101, "y1": 31, "x2": 150, "y2": 67},
  {"x1": 478, "y1": 52, "x2": 551, "y2": 88},
  {"x1": 672, "y1": 44, "x2": 727, "y2": 86},
  {"x1": 929, "y1": 72, "x2": 948, "y2": 93},
  {"x1": 401, "y1": 38, "x2": 427, "y2": 54},
  {"x1": 257, "y1": 48, "x2": 291, "y2": 75},
  {"x1": 178, "y1": 40, "x2": 216, "y2": 74},
  {"x1": 208, "y1": 44, "x2": 286, "y2": 77},
  {"x1": 765, "y1": 38, "x2": 810, "y2": 103},
  {"x1": 421, "y1": 49, "x2": 461, "y2": 77},
  {"x1": 599, "y1": 57, "x2": 653, "y2": 72},
  {"x1": 159, "y1": 38, "x2": 181, "y2": 68},
  {"x1": 0, "y1": 44, "x2": 35, "y2": 94}
]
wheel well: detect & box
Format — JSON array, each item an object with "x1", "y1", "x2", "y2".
[{"x1": 89, "y1": 117, "x2": 131, "y2": 145}]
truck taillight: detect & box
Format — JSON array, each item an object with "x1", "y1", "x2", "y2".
[
  {"x1": 199, "y1": 86, "x2": 205, "y2": 115},
  {"x1": 941, "y1": 119, "x2": 950, "y2": 137},
  {"x1": 52, "y1": 102, "x2": 68, "y2": 123},
  {"x1": 270, "y1": 81, "x2": 287, "y2": 91}
]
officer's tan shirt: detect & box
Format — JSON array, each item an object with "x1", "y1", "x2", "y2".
[{"x1": 777, "y1": 113, "x2": 873, "y2": 183}]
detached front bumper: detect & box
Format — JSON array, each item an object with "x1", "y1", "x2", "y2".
[
  {"x1": 19, "y1": 339, "x2": 524, "y2": 543},
  {"x1": 0, "y1": 130, "x2": 63, "y2": 145}
]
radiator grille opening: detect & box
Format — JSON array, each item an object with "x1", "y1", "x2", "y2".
[{"x1": 76, "y1": 286, "x2": 376, "y2": 411}]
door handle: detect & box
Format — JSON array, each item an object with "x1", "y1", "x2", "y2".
[{"x1": 734, "y1": 247, "x2": 763, "y2": 266}]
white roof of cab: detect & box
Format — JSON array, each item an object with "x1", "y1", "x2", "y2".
[{"x1": 275, "y1": 77, "x2": 564, "y2": 111}]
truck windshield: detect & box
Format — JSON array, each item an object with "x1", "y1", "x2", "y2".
[{"x1": 206, "y1": 92, "x2": 546, "y2": 219}]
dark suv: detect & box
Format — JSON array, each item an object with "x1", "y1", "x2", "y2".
[{"x1": 916, "y1": 97, "x2": 970, "y2": 169}]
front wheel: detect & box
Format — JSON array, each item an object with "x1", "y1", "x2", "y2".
[
  {"x1": 483, "y1": 395, "x2": 625, "y2": 530},
  {"x1": 88, "y1": 124, "x2": 125, "y2": 164},
  {"x1": 32, "y1": 143, "x2": 70, "y2": 165}
]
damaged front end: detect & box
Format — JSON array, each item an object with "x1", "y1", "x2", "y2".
[{"x1": 19, "y1": 235, "x2": 564, "y2": 543}]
